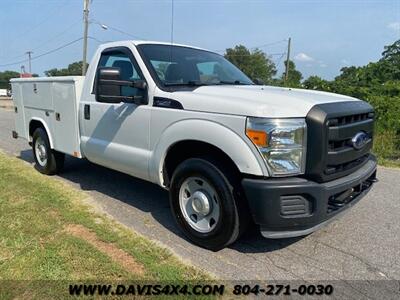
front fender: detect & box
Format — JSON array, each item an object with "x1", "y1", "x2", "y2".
[{"x1": 149, "y1": 119, "x2": 265, "y2": 186}]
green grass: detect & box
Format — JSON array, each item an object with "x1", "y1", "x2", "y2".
[{"x1": 0, "y1": 151, "x2": 211, "y2": 298}]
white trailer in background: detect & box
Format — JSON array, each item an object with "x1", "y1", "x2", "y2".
[{"x1": 0, "y1": 89, "x2": 8, "y2": 97}]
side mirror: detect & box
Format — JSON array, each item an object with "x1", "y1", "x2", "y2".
[
  {"x1": 95, "y1": 67, "x2": 147, "y2": 104},
  {"x1": 253, "y1": 78, "x2": 265, "y2": 85}
]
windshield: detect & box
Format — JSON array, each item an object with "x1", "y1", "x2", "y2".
[{"x1": 137, "y1": 44, "x2": 253, "y2": 87}]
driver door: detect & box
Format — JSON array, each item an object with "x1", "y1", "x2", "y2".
[{"x1": 80, "y1": 47, "x2": 151, "y2": 180}]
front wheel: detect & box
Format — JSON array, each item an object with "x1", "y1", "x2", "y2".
[
  {"x1": 169, "y1": 158, "x2": 248, "y2": 251},
  {"x1": 32, "y1": 128, "x2": 64, "y2": 175}
]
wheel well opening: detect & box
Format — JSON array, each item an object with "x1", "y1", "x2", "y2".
[
  {"x1": 163, "y1": 140, "x2": 242, "y2": 187},
  {"x1": 29, "y1": 120, "x2": 45, "y2": 138}
]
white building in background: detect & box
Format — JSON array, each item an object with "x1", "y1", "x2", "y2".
[{"x1": 0, "y1": 89, "x2": 8, "y2": 97}]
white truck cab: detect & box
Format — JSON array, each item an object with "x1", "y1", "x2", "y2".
[{"x1": 11, "y1": 40, "x2": 377, "y2": 250}]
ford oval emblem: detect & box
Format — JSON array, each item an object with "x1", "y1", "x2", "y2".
[{"x1": 351, "y1": 132, "x2": 369, "y2": 150}]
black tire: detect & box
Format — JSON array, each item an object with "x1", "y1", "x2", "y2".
[
  {"x1": 169, "y1": 157, "x2": 249, "y2": 251},
  {"x1": 32, "y1": 128, "x2": 64, "y2": 175}
]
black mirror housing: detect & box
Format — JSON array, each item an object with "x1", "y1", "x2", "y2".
[
  {"x1": 95, "y1": 67, "x2": 147, "y2": 104},
  {"x1": 96, "y1": 67, "x2": 122, "y2": 103}
]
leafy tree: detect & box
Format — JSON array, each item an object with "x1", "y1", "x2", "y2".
[
  {"x1": 224, "y1": 45, "x2": 277, "y2": 83},
  {"x1": 382, "y1": 39, "x2": 400, "y2": 61},
  {"x1": 303, "y1": 75, "x2": 332, "y2": 91},
  {"x1": 334, "y1": 66, "x2": 359, "y2": 84},
  {"x1": 333, "y1": 40, "x2": 400, "y2": 87},
  {"x1": 45, "y1": 61, "x2": 88, "y2": 77},
  {"x1": 0, "y1": 71, "x2": 20, "y2": 89},
  {"x1": 380, "y1": 39, "x2": 400, "y2": 81},
  {"x1": 281, "y1": 60, "x2": 303, "y2": 87}
]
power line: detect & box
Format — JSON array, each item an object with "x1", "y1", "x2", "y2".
[
  {"x1": 0, "y1": 57, "x2": 28, "y2": 68},
  {"x1": 0, "y1": 38, "x2": 84, "y2": 68},
  {"x1": 90, "y1": 19, "x2": 146, "y2": 40},
  {"x1": 31, "y1": 38, "x2": 84, "y2": 61},
  {"x1": 0, "y1": 19, "x2": 81, "y2": 62},
  {"x1": 275, "y1": 52, "x2": 287, "y2": 67},
  {"x1": 88, "y1": 36, "x2": 109, "y2": 44},
  {"x1": 0, "y1": 36, "x2": 107, "y2": 69},
  {"x1": 251, "y1": 39, "x2": 288, "y2": 49},
  {"x1": 4, "y1": 0, "x2": 71, "y2": 49},
  {"x1": 29, "y1": 20, "x2": 82, "y2": 53},
  {"x1": 222, "y1": 52, "x2": 286, "y2": 58},
  {"x1": 105, "y1": 24, "x2": 145, "y2": 40}
]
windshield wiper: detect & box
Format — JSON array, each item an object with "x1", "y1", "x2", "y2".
[
  {"x1": 163, "y1": 80, "x2": 249, "y2": 87},
  {"x1": 164, "y1": 81, "x2": 207, "y2": 87},
  {"x1": 217, "y1": 80, "x2": 248, "y2": 85}
]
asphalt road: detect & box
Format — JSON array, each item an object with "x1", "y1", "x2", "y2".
[{"x1": 0, "y1": 108, "x2": 399, "y2": 296}]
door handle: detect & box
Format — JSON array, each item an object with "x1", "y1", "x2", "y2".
[{"x1": 84, "y1": 104, "x2": 90, "y2": 120}]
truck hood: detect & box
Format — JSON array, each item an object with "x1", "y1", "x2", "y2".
[{"x1": 167, "y1": 85, "x2": 359, "y2": 118}]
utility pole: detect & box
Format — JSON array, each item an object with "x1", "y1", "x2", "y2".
[
  {"x1": 284, "y1": 37, "x2": 291, "y2": 84},
  {"x1": 82, "y1": 0, "x2": 90, "y2": 75},
  {"x1": 26, "y1": 51, "x2": 33, "y2": 74}
]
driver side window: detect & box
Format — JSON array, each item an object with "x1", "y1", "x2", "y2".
[{"x1": 98, "y1": 51, "x2": 143, "y2": 97}]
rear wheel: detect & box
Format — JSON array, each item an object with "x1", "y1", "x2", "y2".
[
  {"x1": 169, "y1": 157, "x2": 248, "y2": 251},
  {"x1": 32, "y1": 128, "x2": 64, "y2": 175}
]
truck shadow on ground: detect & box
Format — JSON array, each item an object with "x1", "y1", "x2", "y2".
[{"x1": 19, "y1": 149, "x2": 301, "y2": 253}]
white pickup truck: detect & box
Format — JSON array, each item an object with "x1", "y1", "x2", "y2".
[{"x1": 11, "y1": 40, "x2": 377, "y2": 250}]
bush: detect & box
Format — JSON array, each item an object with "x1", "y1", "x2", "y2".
[{"x1": 368, "y1": 94, "x2": 400, "y2": 162}]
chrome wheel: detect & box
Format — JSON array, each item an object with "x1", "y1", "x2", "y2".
[
  {"x1": 179, "y1": 176, "x2": 220, "y2": 233},
  {"x1": 34, "y1": 136, "x2": 48, "y2": 167}
]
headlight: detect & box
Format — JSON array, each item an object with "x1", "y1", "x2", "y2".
[{"x1": 246, "y1": 117, "x2": 307, "y2": 176}]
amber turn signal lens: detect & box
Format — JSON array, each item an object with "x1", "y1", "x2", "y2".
[{"x1": 246, "y1": 129, "x2": 268, "y2": 147}]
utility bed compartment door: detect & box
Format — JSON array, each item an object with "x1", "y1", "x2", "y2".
[
  {"x1": 10, "y1": 83, "x2": 28, "y2": 139},
  {"x1": 52, "y1": 82, "x2": 81, "y2": 158},
  {"x1": 22, "y1": 82, "x2": 53, "y2": 110}
]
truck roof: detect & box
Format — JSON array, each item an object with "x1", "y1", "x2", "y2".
[{"x1": 99, "y1": 40, "x2": 208, "y2": 51}]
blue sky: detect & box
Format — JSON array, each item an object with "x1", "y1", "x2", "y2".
[{"x1": 0, "y1": 0, "x2": 399, "y2": 79}]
